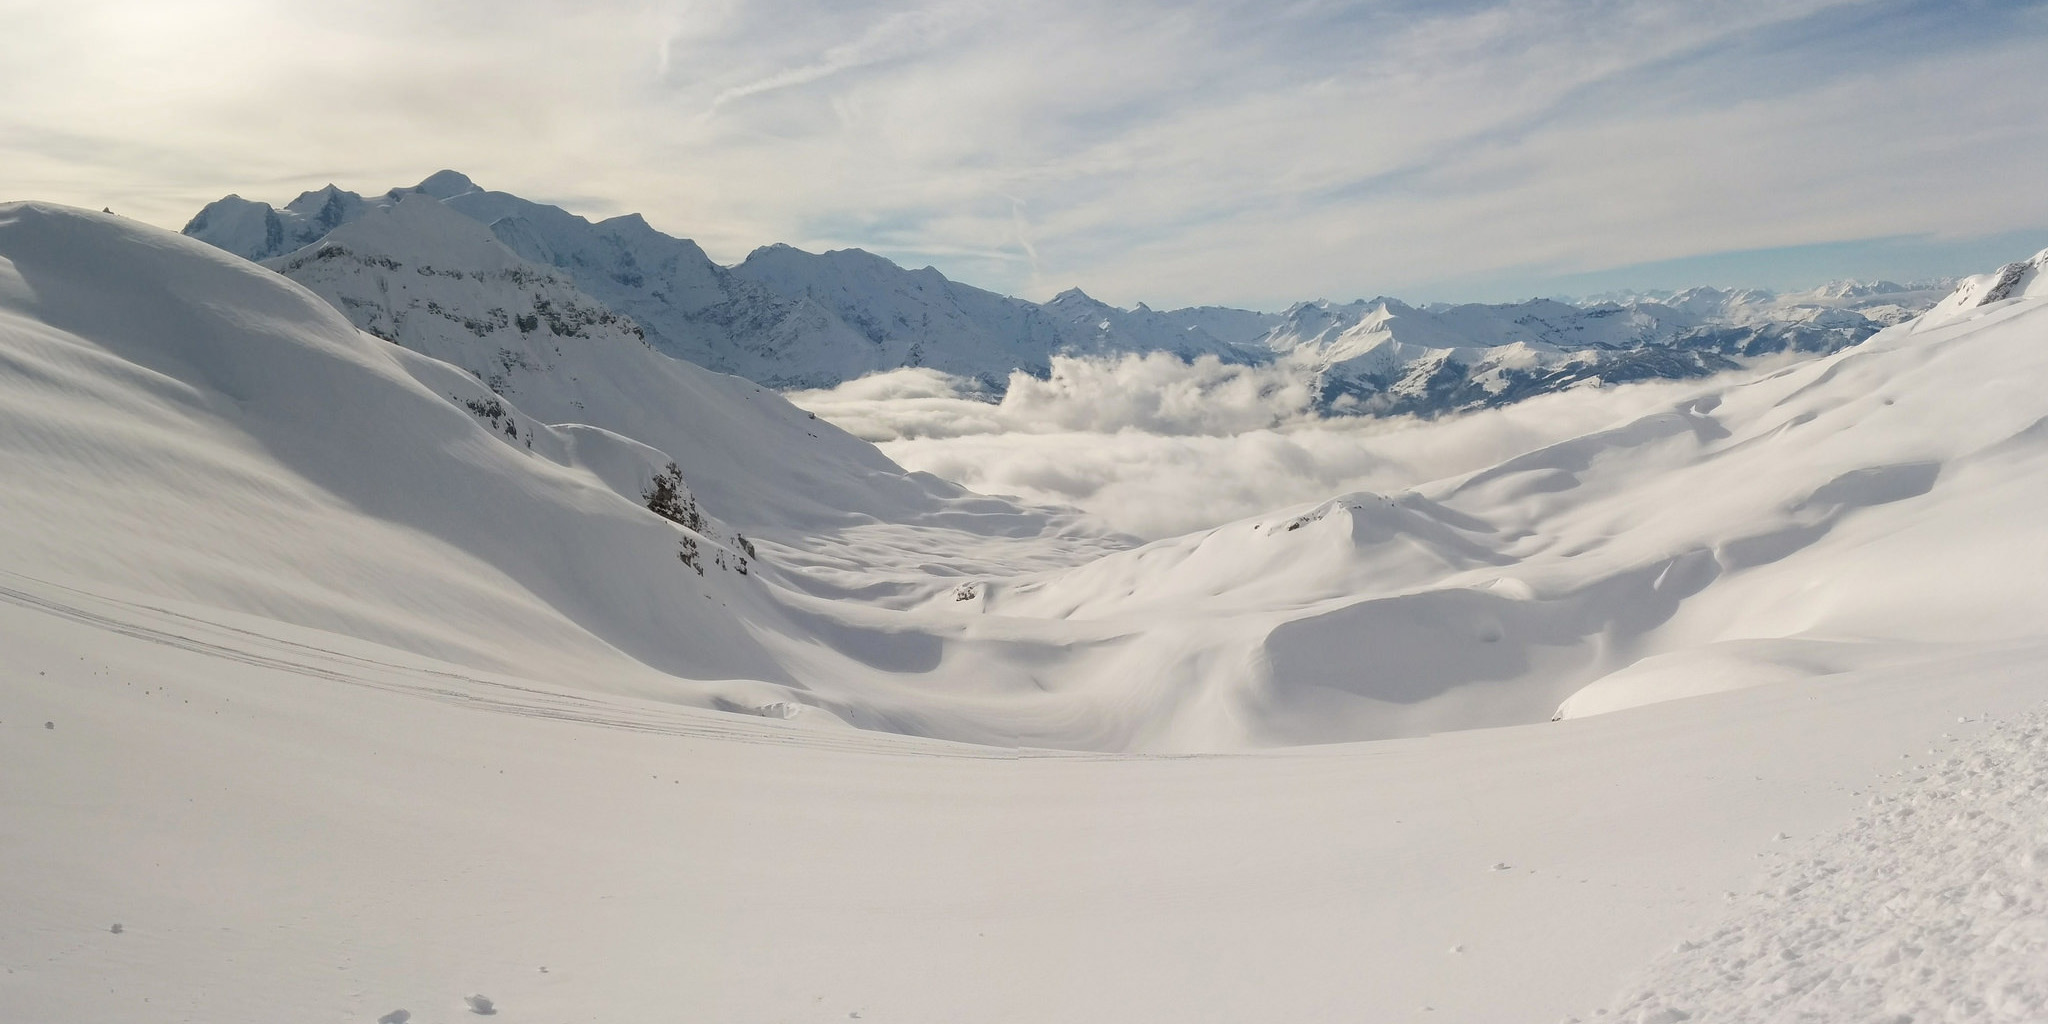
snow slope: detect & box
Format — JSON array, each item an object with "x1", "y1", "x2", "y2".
[
  {"x1": 0, "y1": 202, "x2": 1168, "y2": 745},
  {"x1": 1599, "y1": 703, "x2": 2048, "y2": 1022},
  {"x1": 964, "y1": 250, "x2": 2048, "y2": 747},
  {"x1": 4, "y1": 573, "x2": 2044, "y2": 1023},
  {"x1": 0, "y1": 202, "x2": 793, "y2": 694},
  {"x1": 260, "y1": 195, "x2": 1107, "y2": 559},
  {"x1": 23, "y1": 202, "x2": 2048, "y2": 753},
  {"x1": 6, "y1": 208, "x2": 2048, "y2": 1021}
]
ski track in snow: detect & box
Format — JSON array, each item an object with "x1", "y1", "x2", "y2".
[{"x1": 1595, "y1": 708, "x2": 2048, "y2": 1024}]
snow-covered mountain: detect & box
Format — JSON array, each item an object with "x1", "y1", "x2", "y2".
[
  {"x1": 1265, "y1": 287, "x2": 1938, "y2": 416},
  {"x1": 1591, "y1": 279, "x2": 1953, "y2": 327},
  {"x1": 10, "y1": 203, "x2": 2048, "y2": 1021},
  {"x1": 23, "y1": 195, "x2": 2048, "y2": 748},
  {"x1": 257, "y1": 193, "x2": 1102, "y2": 549},
  {"x1": 187, "y1": 172, "x2": 1263, "y2": 391},
  {"x1": 185, "y1": 172, "x2": 1948, "y2": 414}
]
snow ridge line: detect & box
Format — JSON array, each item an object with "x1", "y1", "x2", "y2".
[{"x1": 1590, "y1": 705, "x2": 2048, "y2": 1023}]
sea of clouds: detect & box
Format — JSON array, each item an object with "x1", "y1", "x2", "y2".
[{"x1": 790, "y1": 353, "x2": 1719, "y2": 540}]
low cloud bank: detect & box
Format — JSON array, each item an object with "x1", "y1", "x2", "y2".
[
  {"x1": 790, "y1": 353, "x2": 1316, "y2": 440},
  {"x1": 791, "y1": 354, "x2": 1717, "y2": 539}
]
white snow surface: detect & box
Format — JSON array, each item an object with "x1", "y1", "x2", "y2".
[
  {"x1": 18, "y1": 201, "x2": 2048, "y2": 747},
  {"x1": 5, "y1": 204, "x2": 2048, "y2": 1020},
  {"x1": 1598, "y1": 705, "x2": 2048, "y2": 1022}
]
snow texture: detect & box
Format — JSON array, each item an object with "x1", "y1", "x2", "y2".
[
  {"x1": 15, "y1": 200, "x2": 2048, "y2": 752},
  {"x1": 1598, "y1": 708, "x2": 2048, "y2": 1023},
  {"x1": 5, "y1": 199, "x2": 2048, "y2": 1022}
]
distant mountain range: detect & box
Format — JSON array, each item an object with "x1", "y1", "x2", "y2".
[
  {"x1": 183, "y1": 171, "x2": 1257, "y2": 393},
  {"x1": 1264, "y1": 279, "x2": 1949, "y2": 416},
  {"x1": 184, "y1": 171, "x2": 1954, "y2": 416}
]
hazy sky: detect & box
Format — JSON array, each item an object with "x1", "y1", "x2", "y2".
[{"x1": 4, "y1": 0, "x2": 2046, "y2": 308}]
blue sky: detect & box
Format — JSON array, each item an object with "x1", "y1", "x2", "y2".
[{"x1": 3, "y1": 0, "x2": 2045, "y2": 308}]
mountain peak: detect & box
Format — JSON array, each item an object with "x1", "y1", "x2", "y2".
[
  {"x1": 267, "y1": 191, "x2": 525, "y2": 274},
  {"x1": 283, "y1": 184, "x2": 355, "y2": 214},
  {"x1": 597, "y1": 211, "x2": 653, "y2": 233},
  {"x1": 413, "y1": 170, "x2": 478, "y2": 199}
]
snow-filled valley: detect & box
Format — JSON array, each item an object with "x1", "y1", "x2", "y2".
[{"x1": 6, "y1": 200, "x2": 2048, "y2": 1022}]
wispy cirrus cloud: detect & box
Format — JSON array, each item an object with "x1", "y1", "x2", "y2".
[
  {"x1": 3, "y1": 0, "x2": 2045, "y2": 307},
  {"x1": 701, "y1": 5, "x2": 972, "y2": 114}
]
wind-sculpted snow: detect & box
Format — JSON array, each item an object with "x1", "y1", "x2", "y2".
[
  {"x1": 928, "y1": 273, "x2": 2048, "y2": 746},
  {"x1": 12, "y1": 203, "x2": 2048, "y2": 1021},
  {"x1": 0, "y1": 202, "x2": 797, "y2": 692},
  {"x1": 1596, "y1": 706, "x2": 2048, "y2": 1023}
]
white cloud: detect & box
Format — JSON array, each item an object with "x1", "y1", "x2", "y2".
[
  {"x1": 792, "y1": 355, "x2": 1721, "y2": 539},
  {"x1": 703, "y1": 5, "x2": 970, "y2": 114},
  {"x1": 3, "y1": 0, "x2": 2045, "y2": 306},
  {"x1": 790, "y1": 353, "x2": 1315, "y2": 439}
]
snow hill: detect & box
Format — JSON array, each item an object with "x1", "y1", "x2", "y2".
[
  {"x1": 184, "y1": 172, "x2": 1946, "y2": 413},
  {"x1": 16, "y1": 195, "x2": 2048, "y2": 750},
  {"x1": 977, "y1": 246, "x2": 2048, "y2": 745},
  {"x1": 0, "y1": 201, "x2": 1128, "y2": 739},
  {"x1": 8, "y1": 204, "x2": 2048, "y2": 1021}
]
